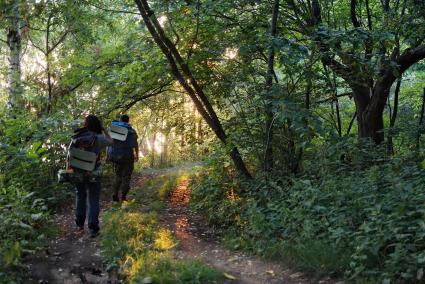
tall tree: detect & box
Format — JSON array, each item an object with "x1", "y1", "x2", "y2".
[
  {"x1": 287, "y1": 0, "x2": 425, "y2": 144},
  {"x1": 5, "y1": 0, "x2": 23, "y2": 110},
  {"x1": 28, "y1": 1, "x2": 70, "y2": 113},
  {"x1": 133, "y1": 0, "x2": 252, "y2": 179},
  {"x1": 264, "y1": 0, "x2": 280, "y2": 172}
]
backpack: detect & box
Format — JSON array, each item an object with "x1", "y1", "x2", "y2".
[
  {"x1": 107, "y1": 120, "x2": 137, "y2": 162},
  {"x1": 67, "y1": 128, "x2": 100, "y2": 173},
  {"x1": 58, "y1": 128, "x2": 101, "y2": 184}
]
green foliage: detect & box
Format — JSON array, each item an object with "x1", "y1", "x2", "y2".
[
  {"x1": 191, "y1": 144, "x2": 425, "y2": 282},
  {"x1": 101, "y1": 173, "x2": 223, "y2": 283},
  {"x1": 0, "y1": 0, "x2": 424, "y2": 282},
  {"x1": 0, "y1": 184, "x2": 49, "y2": 276},
  {"x1": 0, "y1": 114, "x2": 75, "y2": 205},
  {"x1": 0, "y1": 113, "x2": 75, "y2": 280}
]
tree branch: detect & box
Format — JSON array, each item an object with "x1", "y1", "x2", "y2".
[
  {"x1": 398, "y1": 45, "x2": 425, "y2": 74},
  {"x1": 48, "y1": 29, "x2": 70, "y2": 54},
  {"x1": 85, "y1": 1, "x2": 140, "y2": 15}
]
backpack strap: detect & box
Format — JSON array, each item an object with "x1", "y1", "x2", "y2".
[{"x1": 66, "y1": 140, "x2": 73, "y2": 170}]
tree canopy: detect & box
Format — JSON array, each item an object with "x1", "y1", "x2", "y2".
[{"x1": 1, "y1": 0, "x2": 425, "y2": 282}]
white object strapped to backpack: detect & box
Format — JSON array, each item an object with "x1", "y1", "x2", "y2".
[
  {"x1": 66, "y1": 141, "x2": 98, "y2": 171},
  {"x1": 68, "y1": 148, "x2": 97, "y2": 171},
  {"x1": 109, "y1": 124, "x2": 128, "y2": 141}
]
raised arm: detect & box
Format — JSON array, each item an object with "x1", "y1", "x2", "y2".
[
  {"x1": 133, "y1": 133, "x2": 139, "y2": 161},
  {"x1": 102, "y1": 127, "x2": 114, "y2": 145}
]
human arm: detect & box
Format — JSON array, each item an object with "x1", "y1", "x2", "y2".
[
  {"x1": 133, "y1": 132, "x2": 139, "y2": 161},
  {"x1": 134, "y1": 144, "x2": 139, "y2": 161},
  {"x1": 102, "y1": 127, "x2": 114, "y2": 145}
]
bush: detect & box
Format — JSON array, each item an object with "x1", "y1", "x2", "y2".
[
  {"x1": 0, "y1": 114, "x2": 74, "y2": 281},
  {"x1": 190, "y1": 146, "x2": 425, "y2": 282},
  {"x1": 0, "y1": 184, "x2": 49, "y2": 278}
]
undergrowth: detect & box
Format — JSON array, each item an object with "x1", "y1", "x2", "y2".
[
  {"x1": 190, "y1": 145, "x2": 425, "y2": 283},
  {"x1": 0, "y1": 115, "x2": 72, "y2": 283},
  {"x1": 100, "y1": 172, "x2": 224, "y2": 284}
]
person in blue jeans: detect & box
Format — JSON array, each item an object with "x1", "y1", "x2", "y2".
[{"x1": 73, "y1": 115, "x2": 113, "y2": 237}]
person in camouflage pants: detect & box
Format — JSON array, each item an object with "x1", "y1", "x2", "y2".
[{"x1": 109, "y1": 114, "x2": 139, "y2": 201}]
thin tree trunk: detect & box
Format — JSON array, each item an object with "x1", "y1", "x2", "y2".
[
  {"x1": 46, "y1": 14, "x2": 53, "y2": 113},
  {"x1": 335, "y1": 95, "x2": 342, "y2": 137},
  {"x1": 416, "y1": 87, "x2": 425, "y2": 149},
  {"x1": 163, "y1": 132, "x2": 168, "y2": 167},
  {"x1": 305, "y1": 74, "x2": 312, "y2": 109},
  {"x1": 151, "y1": 132, "x2": 156, "y2": 168},
  {"x1": 134, "y1": 0, "x2": 252, "y2": 179},
  {"x1": 7, "y1": 0, "x2": 23, "y2": 110},
  {"x1": 346, "y1": 112, "x2": 357, "y2": 135},
  {"x1": 264, "y1": 0, "x2": 280, "y2": 172},
  {"x1": 387, "y1": 77, "x2": 402, "y2": 154}
]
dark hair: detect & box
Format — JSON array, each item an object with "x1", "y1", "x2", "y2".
[
  {"x1": 84, "y1": 115, "x2": 102, "y2": 134},
  {"x1": 120, "y1": 114, "x2": 130, "y2": 123}
]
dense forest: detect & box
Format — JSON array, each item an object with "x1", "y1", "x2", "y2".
[{"x1": 1, "y1": 0, "x2": 425, "y2": 283}]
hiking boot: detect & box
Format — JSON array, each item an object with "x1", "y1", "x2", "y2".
[
  {"x1": 112, "y1": 194, "x2": 119, "y2": 202},
  {"x1": 89, "y1": 229, "x2": 99, "y2": 238},
  {"x1": 121, "y1": 196, "x2": 128, "y2": 201}
]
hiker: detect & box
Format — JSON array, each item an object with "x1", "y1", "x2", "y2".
[
  {"x1": 71, "y1": 115, "x2": 113, "y2": 237},
  {"x1": 108, "y1": 114, "x2": 139, "y2": 202}
]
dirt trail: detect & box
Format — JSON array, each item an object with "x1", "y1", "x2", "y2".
[
  {"x1": 23, "y1": 170, "x2": 342, "y2": 284},
  {"x1": 159, "y1": 178, "x2": 341, "y2": 284},
  {"x1": 24, "y1": 193, "x2": 118, "y2": 284}
]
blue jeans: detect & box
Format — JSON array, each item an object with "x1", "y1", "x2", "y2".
[{"x1": 75, "y1": 181, "x2": 101, "y2": 232}]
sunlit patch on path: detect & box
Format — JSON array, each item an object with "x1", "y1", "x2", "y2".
[{"x1": 159, "y1": 176, "x2": 341, "y2": 284}]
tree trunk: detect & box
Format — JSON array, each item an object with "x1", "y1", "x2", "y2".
[
  {"x1": 7, "y1": 0, "x2": 23, "y2": 110},
  {"x1": 353, "y1": 86, "x2": 387, "y2": 144},
  {"x1": 150, "y1": 133, "x2": 156, "y2": 168},
  {"x1": 264, "y1": 0, "x2": 280, "y2": 172},
  {"x1": 357, "y1": 109, "x2": 385, "y2": 144},
  {"x1": 134, "y1": 0, "x2": 252, "y2": 179},
  {"x1": 387, "y1": 77, "x2": 402, "y2": 154},
  {"x1": 416, "y1": 87, "x2": 425, "y2": 149}
]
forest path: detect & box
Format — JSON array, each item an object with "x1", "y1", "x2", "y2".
[
  {"x1": 152, "y1": 172, "x2": 340, "y2": 284},
  {"x1": 24, "y1": 190, "x2": 120, "y2": 284},
  {"x1": 24, "y1": 166, "x2": 341, "y2": 284}
]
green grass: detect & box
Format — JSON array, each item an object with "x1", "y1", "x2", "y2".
[{"x1": 100, "y1": 173, "x2": 224, "y2": 284}]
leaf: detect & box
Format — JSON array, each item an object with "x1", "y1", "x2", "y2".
[
  {"x1": 31, "y1": 213, "x2": 43, "y2": 221},
  {"x1": 223, "y1": 272, "x2": 236, "y2": 280},
  {"x1": 18, "y1": 222, "x2": 33, "y2": 230},
  {"x1": 4, "y1": 241, "x2": 20, "y2": 265}
]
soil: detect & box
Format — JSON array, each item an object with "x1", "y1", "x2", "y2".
[
  {"x1": 24, "y1": 192, "x2": 119, "y2": 284},
  {"x1": 23, "y1": 170, "x2": 344, "y2": 284},
  {"x1": 158, "y1": 177, "x2": 343, "y2": 284}
]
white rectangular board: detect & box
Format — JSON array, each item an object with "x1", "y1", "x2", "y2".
[
  {"x1": 109, "y1": 124, "x2": 128, "y2": 141},
  {"x1": 69, "y1": 148, "x2": 97, "y2": 171}
]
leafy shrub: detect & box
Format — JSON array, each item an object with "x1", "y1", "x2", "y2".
[
  {"x1": 0, "y1": 184, "x2": 49, "y2": 276},
  {"x1": 190, "y1": 145, "x2": 425, "y2": 282},
  {"x1": 0, "y1": 114, "x2": 75, "y2": 280},
  {"x1": 0, "y1": 114, "x2": 75, "y2": 207}
]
